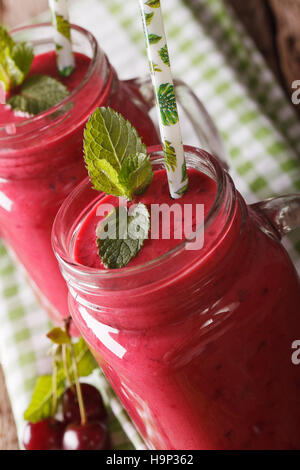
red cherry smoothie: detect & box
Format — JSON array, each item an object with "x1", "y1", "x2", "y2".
[
  {"x1": 74, "y1": 169, "x2": 217, "y2": 269},
  {"x1": 0, "y1": 52, "x2": 90, "y2": 125},
  {"x1": 0, "y1": 51, "x2": 158, "y2": 324},
  {"x1": 71, "y1": 167, "x2": 300, "y2": 450}
]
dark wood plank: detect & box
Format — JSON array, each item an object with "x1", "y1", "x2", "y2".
[
  {"x1": 226, "y1": 0, "x2": 300, "y2": 114},
  {"x1": 225, "y1": 0, "x2": 282, "y2": 82},
  {"x1": 0, "y1": 366, "x2": 19, "y2": 450},
  {"x1": 269, "y1": 0, "x2": 300, "y2": 91}
]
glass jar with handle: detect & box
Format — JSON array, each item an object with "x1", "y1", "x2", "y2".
[
  {"x1": 53, "y1": 145, "x2": 300, "y2": 450},
  {"x1": 0, "y1": 23, "x2": 221, "y2": 327}
]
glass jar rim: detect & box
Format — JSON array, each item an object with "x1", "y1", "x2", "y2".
[
  {"x1": 52, "y1": 145, "x2": 237, "y2": 281},
  {"x1": 0, "y1": 22, "x2": 101, "y2": 134}
]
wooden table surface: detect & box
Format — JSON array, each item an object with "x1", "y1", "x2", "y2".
[
  {"x1": 0, "y1": 366, "x2": 19, "y2": 449},
  {"x1": 0, "y1": 0, "x2": 299, "y2": 451}
]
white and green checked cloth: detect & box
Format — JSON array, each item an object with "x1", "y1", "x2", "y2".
[{"x1": 1, "y1": 0, "x2": 300, "y2": 450}]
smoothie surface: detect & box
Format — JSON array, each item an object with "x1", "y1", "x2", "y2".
[
  {"x1": 0, "y1": 51, "x2": 91, "y2": 126},
  {"x1": 74, "y1": 168, "x2": 217, "y2": 269}
]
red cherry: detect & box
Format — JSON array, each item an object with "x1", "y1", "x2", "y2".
[
  {"x1": 23, "y1": 418, "x2": 64, "y2": 450},
  {"x1": 62, "y1": 384, "x2": 107, "y2": 425},
  {"x1": 62, "y1": 421, "x2": 110, "y2": 450}
]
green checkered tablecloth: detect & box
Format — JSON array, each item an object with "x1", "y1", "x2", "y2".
[{"x1": 1, "y1": 0, "x2": 300, "y2": 450}]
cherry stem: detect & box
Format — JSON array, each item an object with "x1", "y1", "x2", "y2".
[
  {"x1": 51, "y1": 346, "x2": 59, "y2": 416},
  {"x1": 63, "y1": 317, "x2": 86, "y2": 425},
  {"x1": 70, "y1": 341, "x2": 87, "y2": 426},
  {"x1": 63, "y1": 317, "x2": 75, "y2": 392},
  {"x1": 62, "y1": 344, "x2": 75, "y2": 393}
]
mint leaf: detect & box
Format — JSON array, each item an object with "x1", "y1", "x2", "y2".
[
  {"x1": 0, "y1": 26, "x2": 33, "y2": 92},
  {"x1": 83, "y1": 108, "x2": 153, "y2": 199},
  {"x1": 2, "y1": 54, "x2": 23, "y2": 89},
  {"x1": 84, "y1": 107, "x2": 147, "y2": 172},
  {"x1": 85, "y1": 158, "x2": 126, "y2": 197},
  {"x1": 23, "y1": 373, "x2": 65, "y2": 423},
  {"x1": 0, "y1": 26, "x2": 15, "y2": 91},
  {"x1": 11, "y1": 42, "x2": 34, "y2": 78},
  {"x1": 97, "y1": 203, "x2": 150, "y2": 269},
  {"x1": 119, "y1": 153, "x2": 153, "y2": 199},
  {"x1": 8, "y1": 74, "x2": 69, "y2": 115},
  {"x1": 0, "y1": 26, "x2": 14, "y2": 51}
]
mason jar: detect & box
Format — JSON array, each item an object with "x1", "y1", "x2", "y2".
[
  {"x1": 0, "y1": 24, "x2": 222, "y2": 327},
  {"x1": 53, "y1": 146, "x2": 300, "y2": 449}
]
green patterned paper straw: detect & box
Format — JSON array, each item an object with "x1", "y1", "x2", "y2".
[
  {"x1": 139, "y1": 0, "x2": 188, "y2": 199},
  {"x1": 49, "y1": 0, "x2": 75, "y2": 77}
]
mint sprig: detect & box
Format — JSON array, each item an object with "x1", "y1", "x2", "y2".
[
  {"x1": 0, "y1": 26, "x2": 34, "y2": 93},
  {"x1": 119, "y1": 153, "x2": 153, "y2": 200},
  {"x1": 97, "y1": 203, "x2": 150, "y2": 269},
  {"x1": 83, "y1": 107, "x2": 153, "y2": 200},
  {"x1": 84, "y1": 108, "x2": 154, "y2": 268},
  {"x1": 8, "y1": 74, "x2": 69, "y2": 115},
  {"x1": 0, "y1": 26, "x2": 70, "y2": 115}
]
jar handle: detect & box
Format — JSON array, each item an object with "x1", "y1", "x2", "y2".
[
  {"x1": 250, "y1": 194, "x2": 300, "y2": 238},
  {"x1": 123, "y1": 76, "x2": 229, "y2": 168}
]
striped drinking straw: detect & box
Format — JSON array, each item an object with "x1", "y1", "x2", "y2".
[
  {"x1": 138, "y1": 0, "x2": 188, "y2": 199},
  {"x1": 48, "y1": 0, "x2": 75, "y2": 77}
]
